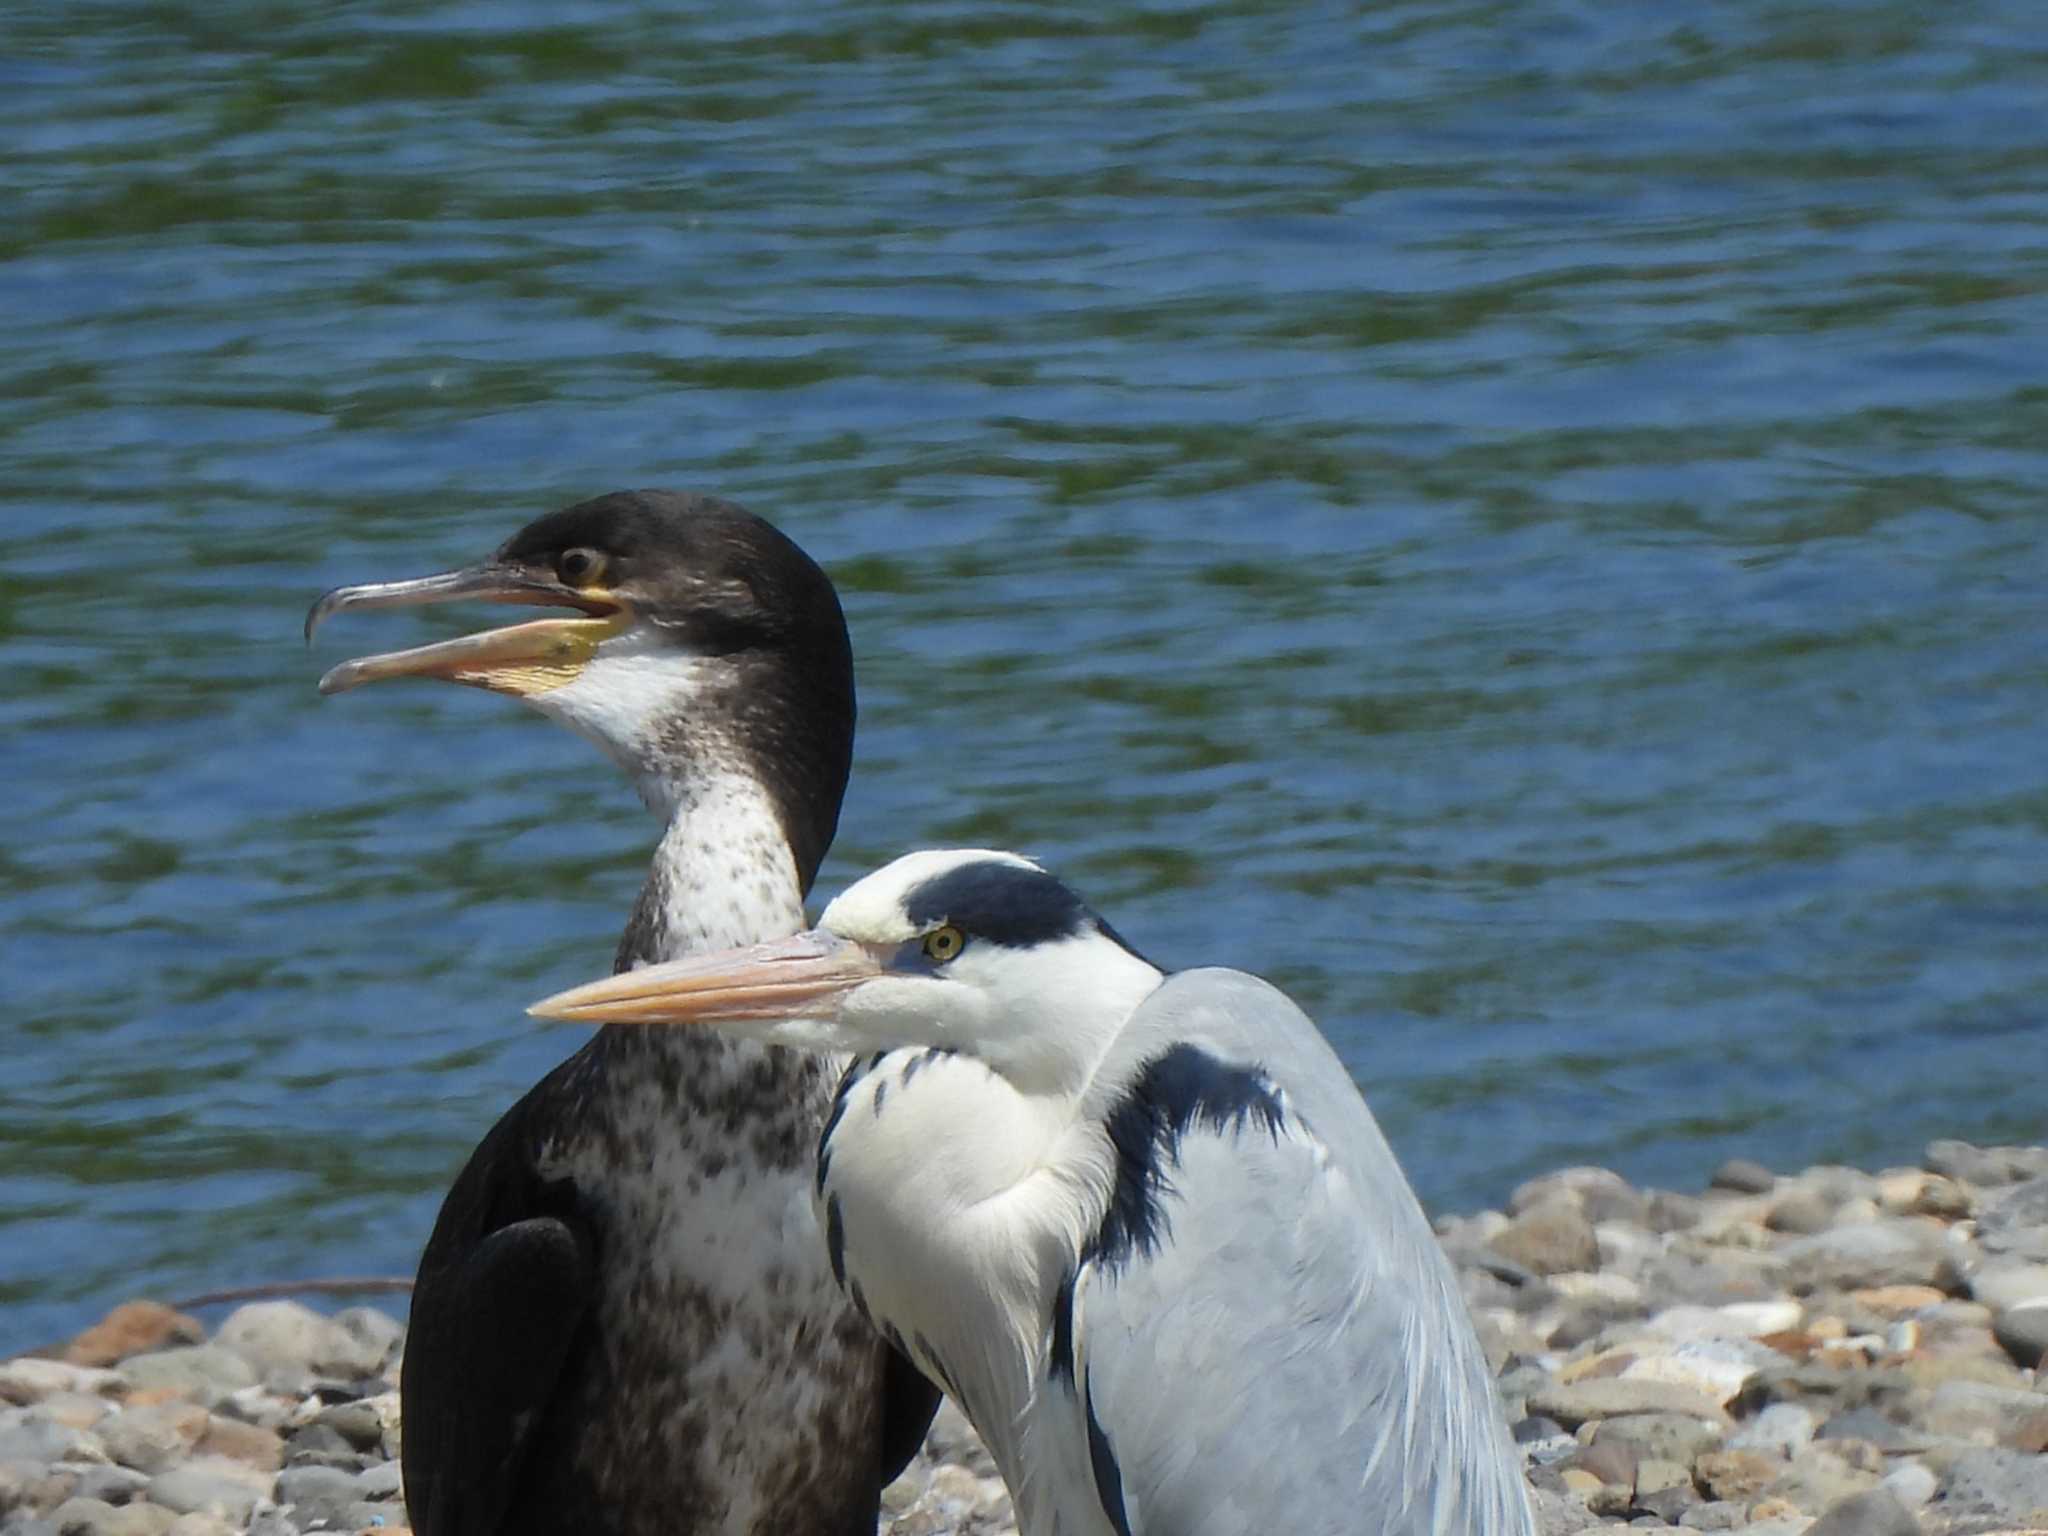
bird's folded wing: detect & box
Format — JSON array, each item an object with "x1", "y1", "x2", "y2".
[{"x1": 1067, "y1": 969, "x2": 1534, "y2": 1536}]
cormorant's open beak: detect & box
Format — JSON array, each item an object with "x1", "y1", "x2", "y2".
[
  {"x1": 306, "y1": 562, "x2": 631, "y2": 698},
  {"x1": 529, "y1": 931, "x2": 884, "y2": 1031}
]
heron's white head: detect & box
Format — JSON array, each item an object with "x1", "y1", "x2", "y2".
[{"x1": 531, "y1": 849, "x2": 1166, "y2": 1093}]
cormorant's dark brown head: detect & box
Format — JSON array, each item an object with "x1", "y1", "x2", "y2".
[{"x1": 308, "y1": 489, "x2": 857, "y2": 889}]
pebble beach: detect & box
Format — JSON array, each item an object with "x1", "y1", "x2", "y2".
[{"x1": 4, "y1": 1138, "x2": 2044, "y2": 1536}]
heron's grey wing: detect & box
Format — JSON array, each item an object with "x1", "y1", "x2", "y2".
[{"x1": 1059, "y1": 968, "x2": 1533, "y2": 1536}]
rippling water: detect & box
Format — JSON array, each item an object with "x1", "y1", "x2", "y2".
[{"x1": 4, "y1": 0, "x2": 2045, "y2": 1347}]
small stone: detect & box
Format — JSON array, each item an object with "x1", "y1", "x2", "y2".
[
  {"x1": 143, "y1": 1460, "x2": 267, "y2": 1524},
  {"x1": 1931, "y1": 1445, "x2": 2048, "y2": 1525},
  {"x1": 1910, "y1": 1176, "x2": 1972, "y2": 1221},
  {"x1": 1804, "y1": 1488, "x2": 1920, "y2": 1536},
  {"x1": 64, "y1": 1306, "x2": 203, "y2": 1371},
  {"x1": 1711, "y1": 1160, "x2": 1777, "y2": 1195},
  {"x1": 1592, "y1": 1412, "x2": 1725, "y2": 1466},
  {"x1": 1880, "y1": 1463, "x2": 1936, "y2": 1509},
  {"x1": 192, "y1": 1417, "x2": 281, "y2": 1473},
  {"x1": 309, "y1": 1402, "x2": 382, "y2": 1453},
  {"x1": 1679, "y1": 1500, "x2": 1748, "y2": 1530},
  {"x1": 1572, "y1": 1439, "x2": 1638, "y2": 1489},
  {"x1": 1637, "y1": 1482, "x2": 1700, "y2": 1522},
  {"x1": 271, "y1": 1462, "x2": 358, "y2": 1526},
  {"x1": 1777, "y1": 1222, "x2": 1950, "y2": 1294},
  {"x1": 1969, "y1": 1261, "x2": 2048, "y2": 1312},
  {"x1": 98, "y1": 1404, "x2": 209, "y2": 1474},
  {"x1": 1622, "y1": 1339, "x2": 1771, "y2": 1406},
  {"x1": 119, "y1": 1351, "x2": 255, "y2": 1408},
  {"x1": 1975, "y1": 1177, "x2": 2048, "y2": 1263},
  {"x1": 1767, "y1": 1446, "x2": 1881, "y2": 1510},
  {"x1": 1766, "y1": 1191, "x2": 1835, "y2": 1235},
  {"x1": 0, "y1": 1409, "x2": 100, "y2": 1467},
  {"x1": 1849, "y1": 1286, "x2": 1946, "y2": 1318},
  {"x1": 1694, "y1": 1449, "x2": 1780, "y2": 1502},
  {"x1": 355, "y1": 1461, "x2": 401, "y2": 1500},
  {"x1": 213, "y1": 1303, "x2": 383, "y2": 1386},
  {"x1": 1990, "y1": 1303, "x2": 2048, "y2": 1369},
  {"x1": 330, "y1": 1309, "x2": 404, "y2": 1373},
  {"x1": 1528, "y1": 1379, "x2": 1730, "y2": 1431},
  {"x1": 66, "y1": 1467, "x2": 148, "y2": 1508},
  {"x1": 49, "y1": 1497, "x2": 123, "y2": 1536},
  {"x1": 0, "y1": 1363, "x2": 126, "y2": 1408},
  {"x1": 1491, "y1": 1204, "x2": 1602, "y2": 1278},
  {"x1": 162, "y1": 1517, "x2": 236, "y2": 1536},
  {"x1": 1727, "y1": 1403, "x2": 1817, "y2": 1459},
  {"x1": 104, "y1": 1505, "x2": 177, "y2": 1536}
]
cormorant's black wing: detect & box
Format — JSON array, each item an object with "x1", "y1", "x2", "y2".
[
  {"x1": 878, "y1": 1338, "x2": 943, "y2": 1487},
  {"x1": 401, "y1": 1084, "x2": 596, "y2": 1536}
]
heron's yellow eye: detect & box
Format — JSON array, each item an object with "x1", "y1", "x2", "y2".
[
  {"x1": 557, "y1": 547, "x2": 609, "y2": 587},
  {"x1": 922, "y1": 925, "x2": 966, "y2": 963}
]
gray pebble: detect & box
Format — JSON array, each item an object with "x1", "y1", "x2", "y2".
[
  {"x1": 307, "y1": 1403, "x2": 380, "y2": 1453},
  {"x1": 1677, "y1": 1501, "x2": 1748, "y2": 1530},
  {"x1": 352, "y1": 1463, "x2": 400, "y2": 1502},
  {"x1": 63, "y1": 1470, "x2": 146, "y2": 1510},
  {"x1": 1592, "y1": 1412, "x2": 1726, "y2": 1466},
  {"x1": 119, "y1": 1351, "x2": 253, "y2": 1408},
  {"x1": 1975, "y1": 1176, "x2": 2048, "y2": 1262},
  {"x1": 1931, "y1": 1445, "x2": 2048, "y2": 1524},
  {"x1": 141, "y1": 1463, "x2": 261, "y2": 1525},
  {"x1": 1490, "y1": 1203, "x2": 1601, "y2": 1278},
  {"x1": 1727, "y1": 1402, "x2": 1817, "y2": 1459},
  {"x1": 1990, "y1": 1301, "x2": 2048, "y2": 1368},
  {"x1": 1765, "y1": 1189, "x2": 1835, "y2": 1235},
  {"x1": 1709, "y1": 1158, "x2": 1777, "y2": 1194},
  {"x1": 270, "y1": 1464, "x2": 356, "y2": 1527},
  {"x1": 1880, "y1": 1462, "x2": 1936, "y2": 1509},
  {"x1": 1775, "y1": 1221, "x2": 1949, "y2": 1293},
  {"x1": 0, "y1": 1413, "x2": 94, "y2": 1469},
  {"x1": 1804, "y1": 1488, "x2": 1921, "y2": 1536}
]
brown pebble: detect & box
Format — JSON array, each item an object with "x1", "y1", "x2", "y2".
[
  {"x1": 1694, "y1": 1448, "x2": 1781, "y2": 1502},
  {"x1": 1489, "y1": 1202, "x2": 1602, "y2": 1277},
  {"x1": 1851, "y1": 1285, "x2": 1946, "y2": 1316},
  {"x1": 1572, "y1": 1438, "x2": 1639, "y2": 1490},
  {"x1": 194, "y1": 1415, "x2": 284, "y2": 1471},
  {"x1": 65, "y1": 1302, "x2": 203, "y2": 1369},
  {"x1": 1748, "y1": 1495, "x2": 1804, "y2": 1521}
]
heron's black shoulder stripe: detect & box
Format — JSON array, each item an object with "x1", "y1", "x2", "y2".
[
  {"x1": 900, "y1": 1046, "x2": 950, "y2": 1085},
  {"x1": 825, "y1": 1193, "x2": 847, "y2": 1287},
  {"x1": 1049, "y1": 1266, "x2": 1078, "y2": 1386},
  {"x1": 1084, "y1": 1374, "x2": 1133, "y2": 1536},
  {"x1": 903, "y1": 860, "x2": 1091, "y2": 948},
  {"x1": 1083, "y1": 1043, "x2": 1287, "y2": 1274}
]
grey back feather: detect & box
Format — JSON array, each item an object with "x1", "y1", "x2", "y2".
[{"x1": 1064, "y1": 968, "x2": 1534, "y2": 1536}]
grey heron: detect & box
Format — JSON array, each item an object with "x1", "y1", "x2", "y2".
[
  {"x1": 307, "y1": 490, "x2": 936, "y2": 1536},
  {"x1": 531, "y1": 848, "x2": 1538, "y2": 1536}
]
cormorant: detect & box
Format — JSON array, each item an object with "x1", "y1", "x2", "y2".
[{"x1": 307, "y1": 490, "x2": 937, "y2": 1536}]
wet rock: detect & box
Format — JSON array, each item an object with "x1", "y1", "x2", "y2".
[
  {"x1": 1492, "y1": 1204, "x2": 1602, "y2": 1278},
  {"x1": 63, "y1": 1307, "x2": 202, "y2": 1372},
  {"x1": 1804, "y1": 1489, "x2": 1920, "y2": 1536}
]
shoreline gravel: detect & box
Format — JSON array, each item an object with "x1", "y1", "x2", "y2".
[{"x1": 4, "y1": 1138, "x2": 2043, "y2": 1536}]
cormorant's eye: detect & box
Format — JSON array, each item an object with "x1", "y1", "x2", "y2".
[
  {"x1": 557, "y1": 548, "x2": 608, "y2": 587},
  {"x1": 922, "y1": 925, "x2": 966, "y2": 963}
]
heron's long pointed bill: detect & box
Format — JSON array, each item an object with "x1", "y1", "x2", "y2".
[
  {"x1": 306, "y1": 563, "x2": 628, "y2": 698},
  {"x1": 529, "y1": 931, "x2": 883, "y2": 1034}
]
